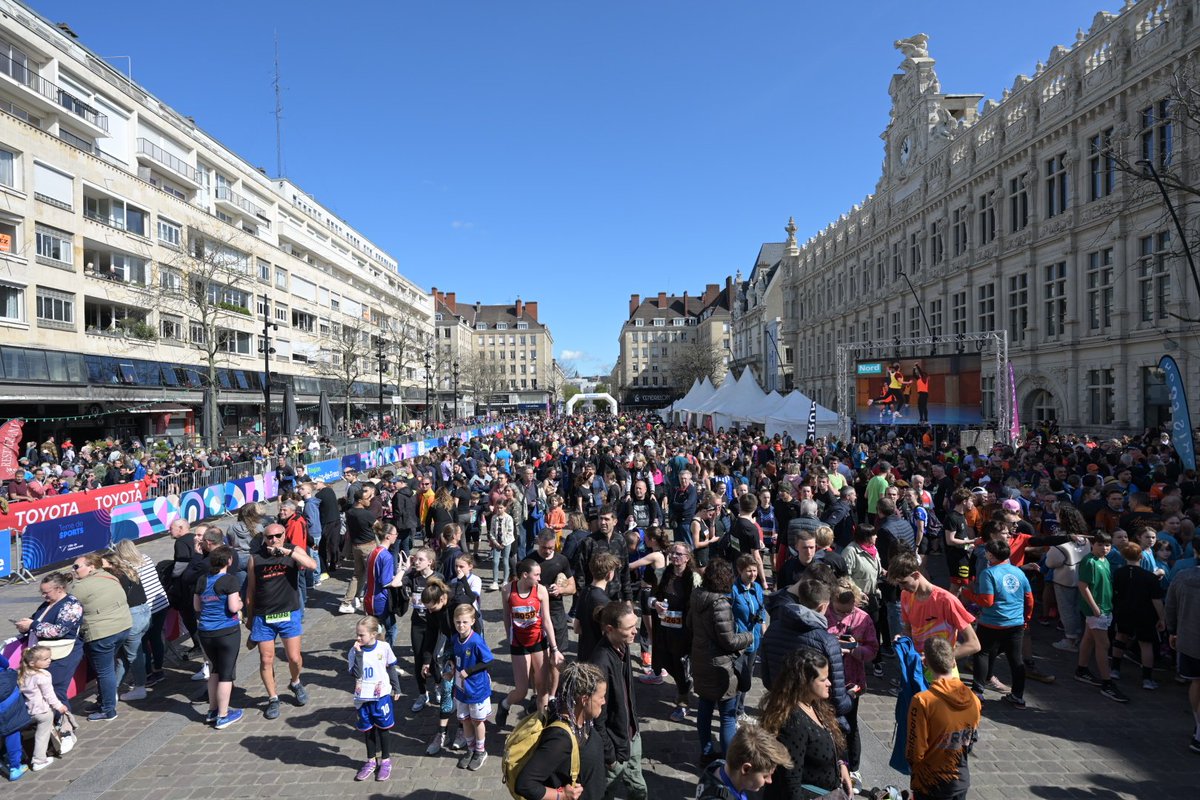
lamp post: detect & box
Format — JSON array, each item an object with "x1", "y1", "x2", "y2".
[
  {"x1": 258, "y1": 294, "x2": 278, "y2": 439},
  {"x1": 423, "y1": 350, "x2": 432, "y2": 426},
  {"x1": 452, "y1": 359, "x2": 460, "y2": 422},
  {"x1": 376, "y1": 336, "x2": 387, "y2": 431}
]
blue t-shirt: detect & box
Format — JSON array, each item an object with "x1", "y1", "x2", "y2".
[
  {"x1": 976, "y1": 561, "x2": 1030, "y2": 628},
  {"x1": 196, "y1": 573, "x2": 241, "y2": 632},
  {"x1": 452, "y1": 631, "x2": 494, "y2": 704},
  {"x1": 495, "y1": 448, "x2": 512, "y2": 473}
]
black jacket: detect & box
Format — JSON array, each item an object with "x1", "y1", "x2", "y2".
[
  {"x1": 392, "y1": 485, "x2": 420, "y2": 533},
  {"x1": 589, "y1": 638, "x2": 638, "y2": 765},
  {"x1": 316, "y1": 485, "x2": 341, "y2": 530},
  {"x1": 688, "y1": 588, "x2": 754, "y2": 702},
  {"x1": 579, "y1": 531, "x2": 631, "y2": 601},
  {"x1": 821, "y1": 499, "x2": 857, "y2": 548},
  {"x1": 760, "y1": 587, "x2": 852, "y2": 718}
]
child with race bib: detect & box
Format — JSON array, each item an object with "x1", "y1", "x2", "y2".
[
  {"x1": 348, "y1": 617, "x2": 399, "y2": 782},
  {"x1": 451, "y1": 604, "x2": 494, "y2": 771}
]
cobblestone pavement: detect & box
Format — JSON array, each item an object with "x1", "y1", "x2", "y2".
[{"x1": 2, "y1": 527, "x2": 1199, "y2": 799}]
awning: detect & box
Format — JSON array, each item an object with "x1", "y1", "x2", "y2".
[{"x1": 124, "y1": 403, "x2": 195, "y2": 414}]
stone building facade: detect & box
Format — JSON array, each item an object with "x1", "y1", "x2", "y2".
[{"x1": 781, "y1": 0, "x2": 1193, "y2": 434}]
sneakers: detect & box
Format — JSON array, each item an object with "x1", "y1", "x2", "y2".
[
  {"x1": 1074, "y1": 669, "x2": 1104, "y2": 687},
  {"x1": 669, "y1": 706, "x2": 688, "y2": 723},
  {"x1": 1100, "y1": 683, "x2": 1130, "y2": 703},
  {"x1": 265, "y1": 696, "x2": 281, "y2": 720},
  {"x1": 488, "y1": 581, "x2": 499, "y2": 592},
  {"x1": 58, "y1": 732, "x2": 76, "y2": 754},
  {"x1": 121, "y1": 686, "x2": 147, "y2": 701},
  {"x1": 353, "y1": 597, "x2": 364, "y2": 611},
  {"x1": 467, "y1": 750, "x2": 487, "y2": 771},
  {"x1": 354, "y1": 761, "x2": 377, "y2": 781},
  {"x1": 1002, "y1": 693, "x2": 1026, "y2": 709},
  {"x1": 376, "y1": 758, "x2": 392, "y2": 781},
  {"x1": 7, "y1": 765, "x2": 27, "y2": 782},
  {"x1": 456, "y1": 749, "x2": 474, "y2": 769},
  {"x1": 289, "y1": 681, "x2": 309, "y2": 706},
  {"x1": 986, "y1": 677, "x2": 1011, "y2": 693},
  {"x1": 30, "y1": 758, "x2": 51, "y2": 772},
  {"x1": 1025, "y1": 665, "x2": 1055, "y2": 684},
  {"x1": 87, "y1": 710, "x2": 117, "y2": 722},
  {"x1": 191, "y1": 663, "x2": 210, "y2": 681},
  {"x1": 319, "y1": 572, "x2": 330, "y2": 582},
  {"x1": 872, "y1": 662, "x2": 884, "y2": 678},
  {"x1": 205, "y1": 709, "x2": 219, "y2": 725},
  {"x1": 1109, "y1": 668, "x2": 1122, "y2": 681},
  {"x1": 145, "y1": 670, "x2": 166, "y2": 688},
  {"x1": 1051, "y1": 639, "x2": 1078, "y2": 653},
  {"x1": 638, "y1": 672, "x2": 665, "y2": 685},
  {"x1": 411, "y1": 695, "x2": 428, "y2": 713},
  {"x1": 215, "y1": 709, "x2": 243, "y2": 729},
  {"x1": 641, "y1": 650, "x2": 653, "y2": 668},
  {"x1": 1142, "y1": 679, "x2": 1159, "y2": 690},
  {"x1": 339, "y1": 602, "x2": 356, "y2": 614},
  {"x1": 425, "y1": 732, "x2": 445, "y2": 755},
  {"x1": 450, "y1": 731, "x2": 468, "y2": 750},
  {"x1": 849, "y1": 771, "x2": 863, "y2": 792}
]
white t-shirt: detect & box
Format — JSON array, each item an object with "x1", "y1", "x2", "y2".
[{"x1": 348, "y1": 640, "x2": 398, "y2": 701}]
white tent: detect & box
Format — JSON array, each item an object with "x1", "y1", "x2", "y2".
[
  {"x1": 700, "y1": 369, "x2": 768, "y2": 430},
  {"x1": 670, "y1": 377, "x2": 716, "y2": 423},
  {"x1": 764, "y1": 390, "x2": 839, "y2": 440},
  {"x1": 747, "y1": 390, "x2": 788, "y2": 424}
]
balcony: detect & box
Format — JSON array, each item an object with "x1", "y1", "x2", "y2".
[
  {"x1": 0, "y1": 51, "x2": 108, "y2": 134},
  {"x1": 136, "y1": 138, "x2": 202, "y2": 188},
  {"x1": 214, "y1": 185, "x2": 265, "y2": 220}
]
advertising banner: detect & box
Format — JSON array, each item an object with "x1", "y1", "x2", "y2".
[
  {"x1": 0, "y1": 418, "x2": 22, "y2": 481},
  {"x1": 0, "y1": 482, "x2": 146, "y2": 533},
  {"x1": 0, "y1": 528, "x2": 10, "y2": 579},
  {"x1": 305, "y1": 458, "x2": 342, "y2": 483},
  {"x1": 111, "y1": 497, "x2": 180, "y2": 543},
  {"x1": 22, "y1": 509, "x2": 111, "y2": 570},
  {"x1": 1160, "y1": 354, "x2": 1196, "y2": 471},
  {"x1": 856, "y1": 355, "x2": 983, "y2": 426}
]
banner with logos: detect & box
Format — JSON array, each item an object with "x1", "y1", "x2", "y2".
[
  {"x1": 0, "y1": 482, "x2": 146, "y2": 534},
  {"x1": 0, "y1": 419, "x2": 22, "y2": 482},
  {"x1": 22, "y1": 509, "x2": 112, "y2": 571},
  {"x1": 0, "y1": 528, "x2": 11, "y2": 579},
  {"x1": 1160, "y1": 354, "x2": 1196, "y2": 472}
]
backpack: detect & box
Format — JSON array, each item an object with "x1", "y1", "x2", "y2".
[{"x1": 501, "y1": 713, "x2": 579, "y2": 799}]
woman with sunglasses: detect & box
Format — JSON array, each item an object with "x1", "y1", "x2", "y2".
[
  {"x1": 640, "y1": 542, "x2": 700, "y2": 724},
  {"x1": 13, "y1": 572, "x2": 83, "y2": 728}
]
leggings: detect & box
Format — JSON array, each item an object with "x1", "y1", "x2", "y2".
[
  {"x1": 364, "y1": 727, "x2": 391, "y2": 760},
  {"x1": 846, "y1": 694, "x2": 862, "y2": 771},
  {"x1": 143, "y1": 606, "x2": 168, "y2": 674},
  {"x1": 411, "y1": 615, "x2": 435, "y2": 695},
  {"x1": 652, "y1": 628, "x2": 691, "y2": 702}
]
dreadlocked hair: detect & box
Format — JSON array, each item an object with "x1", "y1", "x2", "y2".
[{"x1": 549, "y1": 661, "x2": 605, "y2": 742}]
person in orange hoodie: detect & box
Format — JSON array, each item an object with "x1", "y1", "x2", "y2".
[{"x1": 906, "y1": 636, "x2": 982, "y2": 800}]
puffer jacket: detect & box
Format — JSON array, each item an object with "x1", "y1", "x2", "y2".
[
  {"x1": 730, "y1": 579, "x2": 765, "y2": 654},
  {"x1": 688, "y1": 588, "x2": 754, "y2": 702},
  {"x1": 0, "y1": 667, "x2": 31, "y2": 736},
  {"x1": 392, "y1": 484, "x2": 420, "y2": 532},
  {"x1": 760, "y1": 587, "x2": 852, "y2": 717}
]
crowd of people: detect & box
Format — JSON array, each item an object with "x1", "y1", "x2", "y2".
[{"x1": 2, "y1": 411, "x2": 1198, "y2": 800}]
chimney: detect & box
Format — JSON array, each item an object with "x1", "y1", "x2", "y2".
[
  {"x1": 525, "y1": 301, "x2": 538, "y2": 321},
  {"x1": 629, "y1": 293, "x2": 640, "y2": 317},
  {"x1": 702, "y1": 283, "x2": 719, "y2": 305},
  {"x1": 445, "y1": 292, "x2": 456, "y2": 314},
  {"x1": 725, "y1": 275, "x2": 733, "y2": 302},
  {"x1": 515, "y1": 296, "x2": 524, "y2": 319},
  {"x1": 474, "y1": 301, "x2": 481, "y2": 316},
  {"x1": 657, "y1": 291, "x2": 668, "y2": 309},
  {"x1": 683, "y1": 290, "x2": 689, "y2": 315}
]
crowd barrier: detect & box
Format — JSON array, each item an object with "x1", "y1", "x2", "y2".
[{"x1": 0, "y1": 422, "x2": 505, "y2": 577}]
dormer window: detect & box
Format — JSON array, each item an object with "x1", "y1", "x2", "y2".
[
  {"x1": 475, "y1": 322, "x2": 487, "y2": 330},
  {"x1": 434, "y1": 313, "x2": 443, "y2": 321},
  {"x1": 634, "y1": 319, "x2": 645, "y2": 327},
  {"x1": 496, "y1": 322, "x2": 508, "y2": 330},
  {"x1": 653, "y1": 318, "x2": 665, "y2": 327},
  {"x1": 672, "y1": 318, "x2": 685, "y2": 326},
  {"x1": 516, "y1": 321, "x2": 528, "y2": 330}
]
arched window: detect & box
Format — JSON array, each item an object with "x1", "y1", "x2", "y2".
[{"x1": 1029, "y1": 389, "x2": 1057, "y2": 423}]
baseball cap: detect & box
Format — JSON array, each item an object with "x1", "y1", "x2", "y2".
[
  {"x1": 1001, "y1": 499, "x2": 1021, "y2": 513},
  {"x1": 970, "y1": 486, "x2": 988, "y2": 496}
]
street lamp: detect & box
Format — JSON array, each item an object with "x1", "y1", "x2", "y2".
[
  {"x1": 376, "y1": 336, "x2": 387, "y2": 431},
  {"x1": 423, "y1": 350, "x2": 432, "y2": 426},
  {"x1": 452, "y1": 359, "x2": 460, "y2": 422},
  {"x1": 258, "y1": 294, "x2": 278, "y2": 438}
]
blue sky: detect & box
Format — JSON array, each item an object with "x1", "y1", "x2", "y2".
[{"x1": 34, "y1": 0, "x2": 1113, "y2": 374}]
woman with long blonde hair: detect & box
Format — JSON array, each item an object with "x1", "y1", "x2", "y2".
[{"x1": 111, "y1": 539, "x2": 171, "y2": 697}]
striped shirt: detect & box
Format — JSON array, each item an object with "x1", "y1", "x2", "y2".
[{"x1": 136, "y1": 553, "x2": 170, "y2": 613}]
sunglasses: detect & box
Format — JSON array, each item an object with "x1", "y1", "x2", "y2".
[{"x1": 264, "y1": 534, "x2": 284, "y2": 540}]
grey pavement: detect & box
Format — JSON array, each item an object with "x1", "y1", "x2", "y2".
[{"x1": 2, "y1": 520, "x2": 1199, "y2": 799}]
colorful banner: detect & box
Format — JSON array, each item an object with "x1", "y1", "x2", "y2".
[
  {"x1": 22, "y1": 509, "x2": 111, "y2": 570},
  {"x1": 0, "y1": 528, "x2": 10, "y2": 579},
  {"x1": 111, "y1": 497, "x2": 180, "y2": 543},
  {"x1": 0, "y1": 482, "x2": 146, "y2": 533},
  {"x1": 0, "y1": 418, "x2": 23, "y2": 481},
  {"x1": 1009, "y1": 362, "x2": 1020, "y2": 443},
  {"x1": 305, "y1": 458, "x2": 342, "y2": 483},
  {"x1": 1159, "y1": 355, "x2": 1196, "y2": 471}
]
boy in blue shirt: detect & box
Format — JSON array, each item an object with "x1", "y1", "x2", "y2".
[
  {"x1": 966, "y1": 539, "x2": 1033, "y2": 708},
  {"x1": 451, "y1": 604, "x2": 493, "y2": 771}
]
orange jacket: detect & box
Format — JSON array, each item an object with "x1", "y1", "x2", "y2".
[{"x1": 906, "y1": 678, "x2": 981, "y2": 794}]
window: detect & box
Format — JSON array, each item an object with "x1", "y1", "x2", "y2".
[
  {"x1": 928, "y1": 298, "x2": 943, "y2": 336},
  {"x1": 977, "y1": 284, "x2": 995, "y2": 332},
  {"x1": 33, "y1": 163, "x2": 73, "y2": 209},
  {"x1": 517, "y1": 321, "x2": 528, "y2": 330},
  {"x1": 875, "y1": 317, "x2": 884, "y2": 340},
  {"x1": 876, "y1": 250, "x2": 886, "y2": 287},
  {"x1": 0, "y1": 217, "x2": 14, "y2": 255},
  {"x1": 929, "y1": 221, "x2": 944, "y2": 266},
  {"x1": 35, "y1": 225, "x2": 72, "y2": 267},
  {"x1": 35, "y1": 287, "x2": 73, "y2": 327},
  {"x1": 85, "y1": 249, "x2": 148, "y2": 285},
  {"x1": 1045, "y1": 153, "x2": 1068, "y2": 218},
  {"x1": 160, "y1": 314, "x2": 184, "y2": 342},
  {"x1": 908, "y1": 306, "x2": 921, "y2": 338},
  {"x1": 157, "y1": 218, "x2": 181, "y2": 248},
  {"x1": 653, "y1": 318, "x2": 665, "y2": 327},
  {"x1": 671, "y1": 317, "x2": 685, "y2": 326},
  {"x1": 1089, "y1": 129, "x2": 1115, "y2": 200},
  {"x1": 891, "y1": 240, "x2": 903, "y2": 278},
  {"x1": 274, "y1": 303, "x2": 289, "y2": 325},
  {"x1": 475, "y1": 322, "x2": 487, "y2": 330},
  {"x1": 952, "y1": 205, "x2": 969, "y2": 256},
  {"x1": 1088, "y1": 368, "x2": 1115, "y2": 425},
  {"x1": 217, "y1": 329, "x2": 252, "y2": 355},
  {"x1": 257, "y1": 258, "x2": 270, "y2": 283},
  {"x1": 909, "y1": 232, "x2": 922, "y2": 273},
  {"x1": 159, "y1": 267, "x2": 182, "y2": 294},
  {"x1": 1008, "y1": 274, "x2": 1028, "y2": 342},
  {"x1": 634, "y1": 318, "x2": 644, "y2": 327},
  {"x1": 977, "y1": 191, "x2": 996, "y2": 245},
  {"x1": 891, "y1": 310, "x2": 902, "y2": 339},
  {"x1": 83, "y1": 195, "x2": 148, "y2": 236},
  {"x1": 981, "y1": 375, "x2": 996, "y2": 421},
  {"x1": 496, "y1": 322, "x2": 508, "y2": 330},
  {"x1": 1043, "y1": 261, "x2": 1067, "y2": 337},
  {"x1": 1141, "y1": 100, "x2": 1174, "y2": 172},
  {"x1": 0, "y1": 147, "x2": 17, "y2": 189},
  {"x1": 951, "y1": 291, "x2": 967, "y2": 335},
  {"x1": 1009, "y1": 175, "x2": 1029, "y2": 232},
  {"x1": 291, "y1": 310, "x2": 315, "y2": 333},
  {"x1": 1138, "y1": 231, "x2": 1172, "y2": 322},
  {"x1": 1086, "y1": 248, "x2": 1114, "y2": 330},
  {"x1": 190, "y1": 321, "x2": 207, "y2": 345},
  {"x1": 274, "y1": 267, "x2": 287, "y2": 290}
]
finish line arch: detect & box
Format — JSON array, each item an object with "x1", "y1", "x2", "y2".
[{"x1": 565, "y1": 392, "x2": 618, "y2": 415}]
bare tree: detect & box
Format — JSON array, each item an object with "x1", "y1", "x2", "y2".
[
  {"x1": 381, "y1": 313, "x2": 428, "y2": 422},
  {"x1": 666, "y1": 337, "x2": 726, "y2": 391},
  {"x1": 313, "y1": 317, "x2": 377, "y2": 429},
  {"x1": 459, "y1": 352, "x2": 505, "y2": 417},
  {"x1": 159, "y1": 226, "x2": 255, "y2": 447}
]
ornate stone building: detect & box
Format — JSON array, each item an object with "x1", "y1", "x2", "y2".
[
  {"x1": 781, "y1": 1, "x2": 1194, "y2": 433},
  {"x1": 730, "y1": 224, "x2": 794, "y2": 393}
]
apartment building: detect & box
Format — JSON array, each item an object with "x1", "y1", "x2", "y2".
[
  {"x1": 432, "y1": 290, "x2": 556, "y2": 414},
  {"x1": 730, "y1": 228, "x2": 792, "y2": 393},
  {"x1": 781, "y1": 1, "x2": 1196, "y2": 433},
  {"x1": 0, "y1": 1, "x2": 430, "y2": 442},
  {"x1": 615, "y1": 279, "x2": 734, "y2": 408}
]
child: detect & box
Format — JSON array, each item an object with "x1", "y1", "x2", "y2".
[
  {"x1": 1075, "y1": 532, "x2": 1129, "y2": 702},
  {"x1": 403, "y1": 548, "x2": 442, "y2": 712},
  {"x1": 488, "y1": 499, "x2": 516, "y2": 590},
  {"x1": 348, "y1": 617, "x2": 399, "y2": 782},
  {"x1": 824, "y1": 575, "x2": 878, "y2": 787},
  {"x1": 451, "y1": 604, "x2": 494, "y2": 771},
  {"x1": 546, "y1": 494, "x2": 568, "y2": 548},
  {"x1": 450, "y1": 554, "x2": 484, "y2": 635},
  {"x1": 1110, "y1": 542, "x2": 1165, "y2": 689},
  {"x1": 19, "y1": 646, "x2": 67, "y2": 773},
  {"x1": 696, "y1": 723, "x2": 793, "y2": 800},
  {"x1": 420, "y1": 578, "x2": 457, "y2": 756}
]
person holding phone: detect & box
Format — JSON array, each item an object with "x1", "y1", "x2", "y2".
[{"x1": 825, "y1": 575, "x2": 877, "y2": 788}]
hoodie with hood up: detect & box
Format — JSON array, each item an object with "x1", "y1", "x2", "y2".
[
  {"x1": 905, "y1": 677, "x2": 981, "y2": 796},
  {"x1": 760, "y1": 587, "x2": 852, "y2": 718}
]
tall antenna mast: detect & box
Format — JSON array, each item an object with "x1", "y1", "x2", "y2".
[{"x1": 273, "y1": 32, "x2": 285, "y2": 178}]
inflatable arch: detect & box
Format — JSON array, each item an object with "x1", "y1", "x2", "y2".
[{"x1": 565, "y1": 392, "x2": 618, "y2": 415}]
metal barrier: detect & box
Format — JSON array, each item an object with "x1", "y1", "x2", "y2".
[{"x1": 145, "y1": 459, "x2": 258, "y2": 498}]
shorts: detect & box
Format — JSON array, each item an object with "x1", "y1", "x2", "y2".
[
  {"x1": 510, "y1": 636, "x2": 548, "y2": 656},
  {"x1": 1178, "y1": 651, "x2": 1200, "y2": 681},
  {"x1": 198, "y1": 626, "x2": 240, "y2": 682},
  {"x1": 1084, "y1": 614, "x2": 1113, "y2": 632},
  {"x1": 552, "y1": 619, "x2": 569, "y2": 658},
  {"x1": 455, "y1": 698, "x2": 492, "y2": 721},
  {"x1": 355, "y1": 697, "x2": 396, "y2": 731},
  {"x1": 945, "y1": 548, "x2": 971, "y2": 586},
  {"x1": 250, "y1": 609, "x2": 303, "y2": 643},
  {"x1": 1114, "y1": 614, "x2": 1159, "y2": 643}
]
